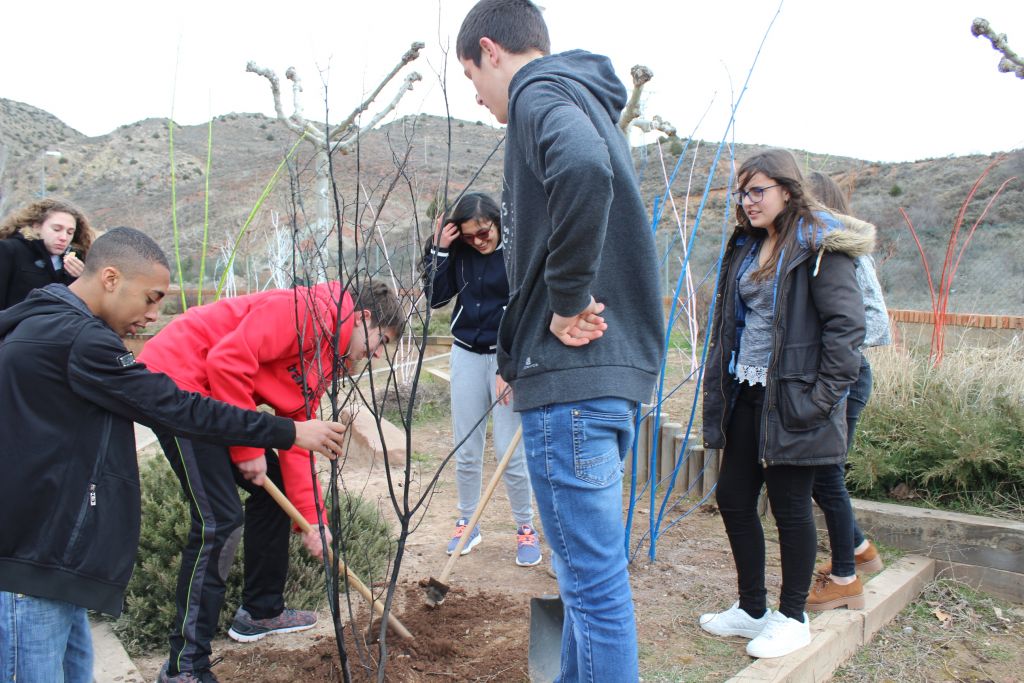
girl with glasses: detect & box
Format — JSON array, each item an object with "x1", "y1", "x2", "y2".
[{"x1": 699, "y1": 149, "x2": 869, "y2": 658}]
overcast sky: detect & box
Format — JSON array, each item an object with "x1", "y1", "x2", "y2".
[{"x1": 3, "y1": 0, "x2": 1023, "y2": 163}]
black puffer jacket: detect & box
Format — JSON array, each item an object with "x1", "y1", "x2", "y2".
[
  {"x1": 0, "y1": 285, "x2": 295, "y2": 616},
  {"x1": 0, "y1": 229, "x2": 77, "y2": 309},
  {"x1": 703, "y1": 213, "x2": 869, "y2": 466}
]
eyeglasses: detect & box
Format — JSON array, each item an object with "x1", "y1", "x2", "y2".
[
  {"x1": 733, "y1": 184, "x2": 781, "y2": 205},
  {"x1": 460, "y1": 223, "x2": 496, "y2": 244}
]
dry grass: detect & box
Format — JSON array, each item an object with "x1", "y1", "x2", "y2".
[
  {"x1": 834, "y1": 578, "x2": 1024, "y2": 682},
  {"x1": 868, "y1": 335, "x2": 1024, "y2": 416}
]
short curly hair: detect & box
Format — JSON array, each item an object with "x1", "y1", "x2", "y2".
[{"x1": 0, "y1": 198, "x2": 95, "y2": 256}]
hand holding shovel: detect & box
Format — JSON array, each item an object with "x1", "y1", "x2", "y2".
[{"x1": 262, "y1": 478, "x2": 414, "y2": 641}]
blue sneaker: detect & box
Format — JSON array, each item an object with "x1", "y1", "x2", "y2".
[
  {"x1": 446, "y1": 517, "x2": 482, "y2": 555},
  {"x1": 516, "y1": 524, "x2": 542, "y2": 567}
]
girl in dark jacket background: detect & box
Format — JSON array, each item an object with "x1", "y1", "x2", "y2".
[
  {"x1": 0, "y1": 198, "x2": 94, "y2": 309},
  {"x1": 423, "y1": 192, "x2": 540, "y2": 567},
  {"x1": 699, "y1": 149, "x2": 867, "y2": 659}
]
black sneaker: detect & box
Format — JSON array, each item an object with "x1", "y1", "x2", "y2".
[
  {"x1": 156, "y1": 661, "x2": 219, "y2": 683},
  {"x1": 227, "y1": 606, "x2": 317, "y2": 643}
]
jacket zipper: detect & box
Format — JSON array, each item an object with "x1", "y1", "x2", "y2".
[
  {"x1": 759, "y1": 246, "x2": 813, "y2": 466},
  {"x1": 63, "y1": 414, "x2": 113, "y2": 562},
  {"x1": 715, "y1": 241, "x2": 737, "y2": 444}
]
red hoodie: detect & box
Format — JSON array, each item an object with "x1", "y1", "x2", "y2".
[{"x1": 139, "y1": 283, "x2": 354, "y2": 523}]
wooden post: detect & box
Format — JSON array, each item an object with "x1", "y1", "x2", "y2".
[
  {"x1": 685, "y1": 435, "x2": 701, "y2": 495},
  {"x1": 646, "y1": 411, "x2": 666, "y2": 484},
  {"x1": 757, "y1": 485, "x2": 771, "y2": 518},
  {"x1": 629, "y1": 404, "x2": 652, "y2": 485},
  {"x1": 658, "y1": 423, "x2": 683, "y2": 485},
  {"x1": 702, "y1": 448, "x2": 720, "y2": 498}
]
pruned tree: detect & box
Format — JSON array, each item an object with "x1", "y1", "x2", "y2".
[
  {"x1": 972, "y1": 17, "x2": 1024, "y2": 80},
  {"x1": 619, "y1": 64, "x2": 677, "y2": 137},
  {"x1": 246, "y1": 42, "x2": 425, "y2": 279}
]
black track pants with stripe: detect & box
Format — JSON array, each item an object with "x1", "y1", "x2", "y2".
[{"x1": 155, "y1": 432, "x2": 291, "y2": 675}]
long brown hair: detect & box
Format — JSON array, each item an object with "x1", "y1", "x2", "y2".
[
  {"x1": 734, "y1": 149, "x2": 826, "y2": 281},
  {"x1": 0, "y1": 198, "x2": 95, "y2": 256},
  {"x1": 807, "y1": 171, "x2": 850, "y2": 215}
]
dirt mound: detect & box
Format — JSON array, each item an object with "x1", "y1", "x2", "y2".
[{"x1": 213, "y1": 585, "x2": 530, "y2": 682}]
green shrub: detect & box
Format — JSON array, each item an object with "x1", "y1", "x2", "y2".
[
  {"x1": 889, "y1": 184, "x2": 903, "y2": 197},
  {"x1": 848, "y1": 342, "x2": 1024, "y2": 511},
  {"x1": 113, "y1": 457, "x2": 394, "y2": 654}
]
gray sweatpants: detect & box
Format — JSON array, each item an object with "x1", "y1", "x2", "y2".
[{"x1": 450, "y1": 345, "x2": 533, "y2": 526}]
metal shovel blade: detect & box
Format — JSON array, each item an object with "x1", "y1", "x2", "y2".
[{"x1": 528, "y1": 594, "x2": 564, "y2": 682}]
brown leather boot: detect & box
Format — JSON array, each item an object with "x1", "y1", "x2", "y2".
[
  {"x1": 806, "y1": 573, "x2": 866, "y2": 611},
  {"x1": 815, "y1": 540, "x2": 884, "y2": 575}
]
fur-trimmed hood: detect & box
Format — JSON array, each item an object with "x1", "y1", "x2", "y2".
[
  {"x1": 797, "y1": 211, "x2": 876, "y2": 259},
  {"x1": 16, "y1": 227, "x2": 40, "y2": 241},
  {"x1": 828, "y1": 214, "x2": 877, "y2": 258}
]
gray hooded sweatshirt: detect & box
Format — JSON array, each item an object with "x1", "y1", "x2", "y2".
[{"x1": 497, "y1": 50, "x2": 665, "y2": 411}]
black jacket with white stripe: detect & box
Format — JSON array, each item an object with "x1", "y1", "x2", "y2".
[{"x1": 423, "y1": 240, "x2": 509, "y2": 354}]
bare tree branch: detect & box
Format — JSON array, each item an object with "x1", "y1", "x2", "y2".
[
  {"x1": 247, "y1": 41, "x2": 425, "y2": 148},
  {"x1": 337, "y1": 73, "x2": 423, "y2": 150},
  {"x1": 246, "y1": 62, "x2": 287, "y2": 123},
  {"x1": 618, "y1": 64, "x2": 676, "y2": 138},
  {"x1": 332, "y1": 42, "x2": 426, "y2": 143},
  {"x1": 972, "y1": 17, "x2": 1024, "y2": 80},
  {"x1": 630, "y1": 115, "x2": 678, "y2": 138},
  {"x1": 619, "y1": 65, "x2": 653, "y2": 133}
]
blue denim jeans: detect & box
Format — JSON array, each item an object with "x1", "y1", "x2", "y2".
[
  {"x1": 520, "y1": 398, "x2": 639, "y2": 683},
  {"x1": 0, "y1": 591, "x2": 93, "y2": 683},
  {"x1": 812, "y1": 354, "x2": 872, "y2": 576}
]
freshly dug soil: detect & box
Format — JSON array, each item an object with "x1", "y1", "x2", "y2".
[{"x1": 213, "y1": 585, "x2": 531, "y2": 682}]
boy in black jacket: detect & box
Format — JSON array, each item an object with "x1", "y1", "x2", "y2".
[
  {"x1": 456, "y1": 2, "x2": 665, "y2": 680},
  {"x1": 0, "y1": 228, "x2": 347, "y2": 683}
]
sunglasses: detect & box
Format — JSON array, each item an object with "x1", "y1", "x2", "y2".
[{"x1": 460, "y1": 223, "x2": 496, "y2": 244}]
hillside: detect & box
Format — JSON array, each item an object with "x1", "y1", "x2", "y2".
[{"x1": 1, "y1": 97, "x2": 1020, "y2": 314}]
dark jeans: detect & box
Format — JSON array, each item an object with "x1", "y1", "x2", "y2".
[
  {"x1": 157, "y1": 432, "x2": 291, "y2": 675},
  {"x1": 811, "y1": 354, "x2": 872, "y2": 576},
  {"x1": 716, "y1": 384, "x2": 817, "y2": 622}
]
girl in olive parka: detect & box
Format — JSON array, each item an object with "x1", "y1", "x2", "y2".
[{"x1": 699, "y1": 149, "x2": 868, "y2": 659}]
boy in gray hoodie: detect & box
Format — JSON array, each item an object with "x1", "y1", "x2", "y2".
[{"x1": 457, "y1": 2, "x2": 664, "y2": 679}]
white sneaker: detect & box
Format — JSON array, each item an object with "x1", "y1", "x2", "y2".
[
  {"x1": 699, "y1": 601, "x2": 770, "y2": 639},
  {"x1": 745, "y1": 610, "x2": 811, "y2": 658}
]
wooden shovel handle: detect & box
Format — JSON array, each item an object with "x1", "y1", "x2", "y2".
[
  {"x1": 436, "y1": 426, "x2": 523, "y2": 585},
  {"x1": 261, "y1": 478, "x2": 414, "y2": 641}
]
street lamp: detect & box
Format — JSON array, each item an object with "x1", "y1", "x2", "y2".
[{"x1": 39, "y1": 150, "x2": 62, "y2": 197}]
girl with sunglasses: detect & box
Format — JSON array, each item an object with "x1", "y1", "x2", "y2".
[{"x1": 423, "y1": 192, "x2": 542, "y2": 567}]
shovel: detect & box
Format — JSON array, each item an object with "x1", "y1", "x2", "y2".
[
  {"x1": 528, "y1": 594, "x2": 564, "y2": 683},
  {"x1": 262, "y1": 478, "x2": 414, "y2": 641},
  {"x1": 421, "y1": 426, "x2": 523, "y2": 606}
]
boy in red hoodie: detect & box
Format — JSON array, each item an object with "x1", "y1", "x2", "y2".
[{"x1": 139, "y1": 279, "x2": 404, "y2": 682}]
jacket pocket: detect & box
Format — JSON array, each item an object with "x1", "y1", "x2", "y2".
[
  {"x1": 62, "y1": 471, "x2": 141, "y2": 585},
  {"x1": 777, "y1": 373, "x2": 830, "y2": 432}
]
